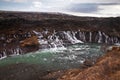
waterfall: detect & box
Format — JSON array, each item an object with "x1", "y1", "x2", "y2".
[
  {"x1": 98, "y1": 31, "x2": 102, "y2": 43},
  {"x1": 33, "y1": 30, "x2": 120, "y2": 46},
  {"x1": 76, "y1": 31, "x2": 120, "y2": 44},
  {"x1": 0, "y1": 29, "x2": 120, "y2": 59},
  {"x1": 33, "y1": 30, "x2": 66, "y2": 49},
  {"x1": 33, "y1": 30, "x2": 84, "y2": 49},
  {"x1": 89, "y1": 32, "x2": 92, "y2": 42},
  {"x1": 102, "y1": 32, "x2": 108, "y2": 43},
  {"x1": 63, "y1": 31, "x2": 83, "y2": 44},
  {"x1": 72, "y1": 31, "x2": 83, "y2": 43},
  {"x1": 0, "y1": 51, "x2": 7, "y2": 60},
  {"x1": 78, "y1": 31, "x2": 86, "y2": 42}
]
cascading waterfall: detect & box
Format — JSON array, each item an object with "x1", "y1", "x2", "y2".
[
  {"x1": 0, "y1": 30, "x2": 120, "y2": 59},
  {"x1": 76, "y1": 31, "x2": 120, "y2": 44},
  {"x1": 33, "y1": 30, "x2": 120, "y2": 48},
  {"x1": 62, "y1": 31, "x2": 83, "y2": 44}
]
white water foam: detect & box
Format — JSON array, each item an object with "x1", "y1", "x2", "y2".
[
  {"x1": 0, "y1": 51, "x2": 7, "y2": 60},
  {"x1": 63, "y1": 31, "x2": 83, "y2": 44}
]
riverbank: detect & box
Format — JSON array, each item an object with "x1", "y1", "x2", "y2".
[
  {"x1": 0, "y1": 45, "x2": 119, "y2": 80},
  {"x1": 58, "y1": 46, "x2": 120, "y2": 80},
  {"x1": 0, "y1": 43, "x2": 104, "y2": 80}
]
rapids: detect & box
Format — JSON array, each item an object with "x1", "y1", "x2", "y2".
[{"x1": 0, "y1": 43, "x2": 105, "y2": 71}]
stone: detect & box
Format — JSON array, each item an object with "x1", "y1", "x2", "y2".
[{"x1": 81, "y1": 59, "x2": 94, "y2": 68}]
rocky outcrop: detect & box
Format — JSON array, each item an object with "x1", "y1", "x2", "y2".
[{"x1": 58, "y1": 46, "x2": 120, "y2": 80}]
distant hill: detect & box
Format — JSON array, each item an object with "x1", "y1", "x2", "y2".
[{"x1": 0, "y1": 11, "x2": 120, "y2": 36}]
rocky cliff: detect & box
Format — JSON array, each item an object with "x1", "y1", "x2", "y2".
[{"x1": 0, "y1": 11, "x2": 120, "y2": 58}]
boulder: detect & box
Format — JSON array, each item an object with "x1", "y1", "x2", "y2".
[{"x1": 81, "y1": 59, "x2": 94, "y2": 68}]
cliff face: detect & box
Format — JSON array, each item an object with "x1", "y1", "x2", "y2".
[
  {"x1": 0, "y1": 11, "x2": 120, "y2": 58},
  {"x1": 58, "y1": 46, "x2": 120, "y2": 80}
]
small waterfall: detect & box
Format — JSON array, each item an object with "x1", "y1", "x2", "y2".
[
  {"x1": 77, "y1": 31, "x2": 86, "y2": 42},
  {"x1": 102, "y1": 32, "x2": 109, "y2": 43},
  {"x1": 63, "y1": 31, "x2": 83, "y2": 44},
  {"x1": 72, "y1": 31, "x2": 83, "y2": 43},
  {"x1": 98, "y1": 31, "x2": 102, "y2": 43},
  {"x1": 0, "y1": 51, "x2": 7, "y2": 60},
  {"x1": 14, "y1": 47, "x2": 21, "y2": 56},
  {"x1": 83, "y1": 32, "x2": 86, "y2": 42},
  {"x1": 89, "y1": 32, "x2": 92, "y2": 42}
]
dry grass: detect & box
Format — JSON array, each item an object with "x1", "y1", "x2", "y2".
[{"x1": 58, "y1": 46, "x2": 120, "y2": 80}]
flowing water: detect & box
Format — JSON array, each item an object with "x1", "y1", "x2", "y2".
[
  {"x1": 0, "y1": 30, "x2": 119, "y2": 58},
  {"x1": 0, "y1": 43, "x2": 105, "y2": 71}
]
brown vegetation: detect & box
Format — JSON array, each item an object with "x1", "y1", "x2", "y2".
[
  {"x1": 58, "y1": 46, "x2": 120, "y2": 80},
  {"x1": 20, "y1": 36, "x2": 39, "y2": 47}
]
